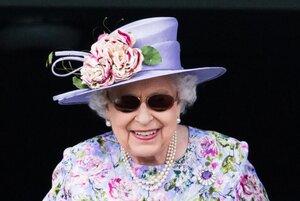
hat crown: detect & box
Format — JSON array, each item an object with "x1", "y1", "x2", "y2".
[
  {"x1": 113, "y1": 17, "x2": 182, "y2": 71},
  {"x1": 115, "y1": 17, "x2": 178, "y2": 48}
]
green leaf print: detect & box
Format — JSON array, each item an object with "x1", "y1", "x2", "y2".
[
  {"x1": 222, "y1": 155, "x2": 236, "y2": 174},
  {"x1": 164, "y1": 178, "x2": 177, "y2": 191},
  {"x1": 54, "y1": 183, "x2": 61, "y2": 195}
]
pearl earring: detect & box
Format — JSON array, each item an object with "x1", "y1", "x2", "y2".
[
  {"x1": 176, "y1": 117, "x2": 181, "y2": 124},
  {"x1": 105, "y1": 120, "x2": 111, "y2": 127}
]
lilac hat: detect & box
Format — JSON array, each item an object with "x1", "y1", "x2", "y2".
[{"x1": 50, "y1": 17, "x2": 226, "y2": 105}]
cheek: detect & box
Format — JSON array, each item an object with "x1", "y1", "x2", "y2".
[
  {"x1": 109, "y1": 113, "x2": 134, "y2": 142},
  {"x1": 165, "y1": 104, "x2": 181, "y2": 121},
  {"x1": 157, "y1": 108, "x2": 179, "y2": 129},
  {"x1": 110, "y1": 121, "x2": 129, "y2": 148},
  {"x1": 111, "y1": 113, "x2": 133, "y2": 131}
]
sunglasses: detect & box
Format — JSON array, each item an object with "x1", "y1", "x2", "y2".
[{"x1": 108, "y1": 94, "x2": 177, "y2": 113}]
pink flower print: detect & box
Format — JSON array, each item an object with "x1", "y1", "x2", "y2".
[
  {"x1": 211, "y1": 162, "x2": 218, "y2": 169},
  {"x1": 109, "y1": 178, "x2": 122, "y2": 199},
  {"x1": 108, "y1": 178, "x2": 137, "y2": 200},
  {"x1": 67, "y1": 172, "x2": 90, "y2": 189},
  {"x1": 199, "y1": 136, "x2": 218, "y2": 158},
  {"x1": 83, "y1": 144, "x2": 96, "y2": 155},
  {"x1": 240, "y1": 141, "x2": 249, "y2": 153},
  {"x1": 213, "y1": 175, "x2": 230, "y2": 192},
  {"x1": 132, "y1": 164, "x2": 143, "y2": 176},
  {"x1": 88, "y1": 167, "x2": 110, "y2": 189},
  {"x1": 236, "y1": 173, "x2": 265, "y2": 200},
  {"x1": 216, "y1": 176, "x2": 223, "y2": 186},
  {"x1": 77, "y1": 155, "x2": 103, "y2": 172}
]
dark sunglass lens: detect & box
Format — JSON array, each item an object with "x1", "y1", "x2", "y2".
[
  {"x1": 148, "y1": 94, "x2": 174, "y2": 111},
  {"x1": 114, "y1": 95, "x2": 140, "y2": 112}
]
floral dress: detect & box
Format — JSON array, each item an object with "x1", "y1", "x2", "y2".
[{"x1": 43, "y1": 127, "x2": 269, "y2": 201}]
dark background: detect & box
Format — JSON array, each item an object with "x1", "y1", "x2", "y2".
[{"x1": 1, "y1": 1, "x2": 299, "y2": 201}]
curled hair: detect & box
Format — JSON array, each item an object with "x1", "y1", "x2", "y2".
[
  {"x1": 88, "y1": 74, "x2": 198, "y2": 119},
  {"x1": 89, "y1": 89, "x2": 109, "y2": 119},
  {"x1": 172, "y1": 74, "x2": 198, "y2": 114}
]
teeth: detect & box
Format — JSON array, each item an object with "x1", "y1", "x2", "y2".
[{"x1": 135, "y1": 130, "x2": 156, "y2": 137}]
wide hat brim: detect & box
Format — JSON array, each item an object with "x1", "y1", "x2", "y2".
[{"x1": 53, "y1": 66, "x2": 226, "y2": 105}]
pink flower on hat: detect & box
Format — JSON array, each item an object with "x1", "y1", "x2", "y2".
[
  {"x1": 80, "y1": 30, "x2": 143, "y2": 88},
  {"x1": 81, "y1": 55, "x2": 114, "y2": 89}
]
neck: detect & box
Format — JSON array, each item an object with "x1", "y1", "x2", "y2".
[{"x1": 130, "y1": 148, "x2": 169, "y2": 165}]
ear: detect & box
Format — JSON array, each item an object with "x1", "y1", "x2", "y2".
[
  {"x1": 105, "y1": 104, "x2": 111, "y2": 120},
  {"x1": 177, "y1": 110, "x2": 181, "y2": 120},
  {"x1": 176, "y1": 101, "x2": 182, "y2": 117}
]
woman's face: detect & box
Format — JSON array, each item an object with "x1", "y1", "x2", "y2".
[{"x1": 106, "y1": 76, "x2": 181, "y2": 165}]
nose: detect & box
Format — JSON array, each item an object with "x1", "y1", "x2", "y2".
[{"x1": 134, "y1": 102, "x2": 154, "y2": 125}]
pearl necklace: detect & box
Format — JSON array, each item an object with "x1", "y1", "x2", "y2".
[{"x1": 121, "y1": 131, "x2": 177, "y2": 191}]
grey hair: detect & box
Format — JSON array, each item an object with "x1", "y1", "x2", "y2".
[
  {"x1": 88, "y1": 74, "x2": 198, "y2": 119},
  {"x1": 172, "y1": 74, "x2": 198, "y2": 114}
]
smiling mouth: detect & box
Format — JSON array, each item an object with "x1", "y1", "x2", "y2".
[{"x1": 132, "y1": 130, "x2": 158, "y2": 137}]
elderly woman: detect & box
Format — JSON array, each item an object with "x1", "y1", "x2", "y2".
[{"x1": 44, "y1": 17, "x2": 269, "y2": 200}]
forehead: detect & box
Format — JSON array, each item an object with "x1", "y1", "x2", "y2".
[{"x1": 109, "y1": 76, "x2": 177, "y2": 95}]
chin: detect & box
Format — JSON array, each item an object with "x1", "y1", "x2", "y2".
[{"x1": 129, "y1": 145, "x2": 162, "y2": 162}]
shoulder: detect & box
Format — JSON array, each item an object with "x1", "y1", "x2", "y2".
[
  {"x1": 63, "y1": 131, "x2": 119, "y2": 161},
  {"x1": 188, "y1": 126, "x2": 249, "y2": 168},
  {"x1": 55, "y1": 131, "x2": 119, "y2": 177},
  {"x1": 44, "y1": 132, "x2": 120, "y2": 200},
  {"x1": 68, "y1": 131, "x2": 118, "y2": 151},
  {"x1": 189, "y1": 126, "x2": 249, "y2": 151},
  {"x1": 183, "y1": 127, "x2": 269, "y2": 200}
]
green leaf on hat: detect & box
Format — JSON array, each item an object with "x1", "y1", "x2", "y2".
[
  {"x1": 141, "y1": 46, "x2": 162, "y2": 65},
  {"x1": 72, "y1": 76, "x2": 88, "y2": 89},
  {"x1": 46, "y1": 51, "x2": 54, "y2": 68}
]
